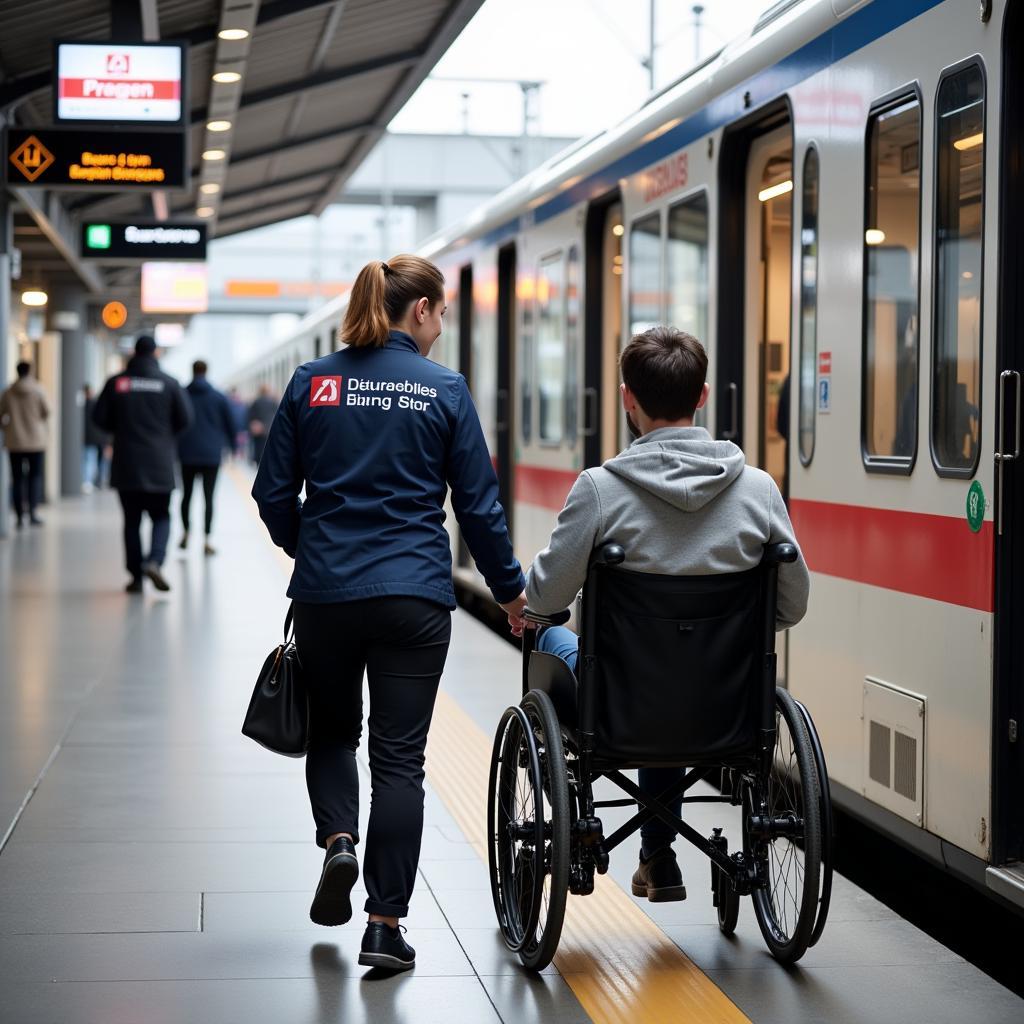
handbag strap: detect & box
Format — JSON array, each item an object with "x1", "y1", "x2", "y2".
[{"x1": 284, "y1": 602, "x2": 295, "y2": 643}]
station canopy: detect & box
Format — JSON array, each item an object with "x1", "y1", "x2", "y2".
[{"x1": 0, "y1": 0, "x2": 484, "y2": 299}]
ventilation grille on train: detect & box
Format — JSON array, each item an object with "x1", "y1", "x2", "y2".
[{"x1": 863, "y1": 678, "x2": 925, "y2": 825}]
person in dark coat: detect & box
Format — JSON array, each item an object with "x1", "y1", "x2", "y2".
[
  {"x1": 177, "y1": 360, "x2": 236, "y2": 555},
  {"x1": 93, "y1": 335, "x2": 192, "y2": 593},
  {"x1": 246, "y1": 385, "x2": 277, "y2": 464},
  {"x1": 82, "y1": 384, "x2": 111, "y2": 491}
]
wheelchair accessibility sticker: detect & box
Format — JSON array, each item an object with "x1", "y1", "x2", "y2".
[
  {"x1": 966, "y1": 480, "x2": 985, "y2": 533},
  {"x1": 818, "y1": 376, "x2": 831, "y2": 413}
]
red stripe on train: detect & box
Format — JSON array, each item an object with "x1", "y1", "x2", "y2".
[
  {"x1": 514, "y1": 465, "x2": 578, "y2": 511},
  {"x1": 788, "y1": 499, "x2": 994, "y2": 612}
]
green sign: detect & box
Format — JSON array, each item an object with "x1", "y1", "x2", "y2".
[
  {"x1": 966, "y1": 480, "x2": 985, "y2": 533},
  {"x1": 85, "y1": 223, "x2": 111, "y2": 250}
]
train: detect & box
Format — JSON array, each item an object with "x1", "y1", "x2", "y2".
[{"x1": 231, "y1": 0, "x2": 1024, "y2": 912}]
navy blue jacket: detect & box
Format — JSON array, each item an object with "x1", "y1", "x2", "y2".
[
  {"x1": 252, "y1": 331, "x2": 524, "y2": 608},
  {"x1": 177, "y1": 377, "x2": 236, "y2": 466}
]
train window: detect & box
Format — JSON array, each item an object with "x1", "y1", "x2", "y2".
[
  {"x1": 862, "y1": 95, "x2": 922, "y2": 469},
  {"x1": 932, "y1": 64, "x2": 984, "y2": 475},
  {"x1": 798, "y1": 146, "x2": 819, "y2": 466},
  {"x1": 537, "y1": 252, "x2": 566, "y2": 444},
  {"x1": 521, "y1": 273, "x2": 533, "y2": 443},
  {"x1": 629, "y1": 213, "x2": 662, "y2": 336},
  {"x1": 566, "y1": 245, "x2": 580, "y2": 445}
]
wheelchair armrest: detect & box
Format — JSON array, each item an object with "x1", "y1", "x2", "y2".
[
  {"x1": 523, "y1": 607, "x2": 572, "y2": 627},
  {"x1": 588, "y1": 541, "x2": 625, "y2": 569},
  {"x1": 765, "y1": 542, "x2": 798, "y2": 565}
]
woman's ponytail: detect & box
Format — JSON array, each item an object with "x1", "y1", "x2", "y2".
[{"x1": 341, "y1": 255, "x2": 445, "y2": 348}]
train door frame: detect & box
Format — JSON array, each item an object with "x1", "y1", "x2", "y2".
[
  {"x1": 716, "y1": 99, "x2": 792, "y2": 450},
  {"x1": 496, "y1": 244, "x2": 516, "y2": 534},
  {"x1": 456, "y1": 264, "x2": 474, "y2": 569},
  {"x1": 583, "y1": 190, "x2": 623, "y2": 468},
  {"x1": 993, "y1": 0, "x2": 1024, "y2": 866}
]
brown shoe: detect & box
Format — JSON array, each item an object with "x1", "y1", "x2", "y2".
[{"x1": 631, "y1": 848, "x2": 687, "y2": 902}]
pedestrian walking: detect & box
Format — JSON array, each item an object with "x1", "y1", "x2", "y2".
[
  {"x1": 252, "y1": 254, "x2": 526, "y2": 972},
  {"x1": 93, "y1": 335, "x2": 192, "y2": 593},
  {"x1": 0, "y1": 361, "x2": 50, "y2": 528},
  {"x1": 177, "y1": 360, "x2": 236, "y2": 555},
  {"x1": 246, "y1": 385, "x2": 276, "y2": 465},
  {"x1": 82, "y1": 383, "x2": 111, "y2": 492}
]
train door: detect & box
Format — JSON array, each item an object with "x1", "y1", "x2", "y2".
[
  {"x1": 583, "y1": 194, "x2": 624, "y2": 467},
  {"x1": 457, "y1": 264, "x2": 474, "y2": 570},
  {"x1": 496, "y1": 245, "x2": 516, "y2": 534},
  {"x1": 994, "y1": 1, "x2": 1024, "y2": 866}
]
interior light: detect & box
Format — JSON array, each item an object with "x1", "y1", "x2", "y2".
[
  {"x1": 202, "y1": 149, "x2": 226, "y2": 161},
  {"x1": 196, "y1": 206, "x2": 216, "y2": 217},
  {"x1": 612, "y1": 224, "x2": 624, "y2": 237},
  {"x1": 206, "y1": 120, "x2": 232, "y2": 132},
  {"x1": 613, "y1": 255, "x2": 623, "y2": 265},
  {"x1": 212, "y1": 71, "x2": 242, "y2": 84},
  {"x1": 865, "y1": 228, "x2": 886, "y2": 245},
  {"x1": 758, "y1": 179, "x2": 793, "y2": 203},
  {"x1": 612, "y1": 265, "x2": 623, "y2": 275},
  {"x1": 218, "y1": 28, "x2": 250, "y2": 41},
  {"x1": 21, "y1": 289, "x2": 47, "y2": 307},
  {"x1": 199, "y1": 183, "x2": 221, "y2": 195},
  {"x1": 962, "y1": 270, "x2": 974, "y2": 280},
  {"x1": 953, "y1": 132, "x2": 983, "y2": 152}
]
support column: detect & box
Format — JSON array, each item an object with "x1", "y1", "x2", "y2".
[
  {"x1": 50, "y1": 287, "x2": 87, "y2": 497},
  {"x1": 0, "y1": 190, "x2": 12, "y2": 539}
]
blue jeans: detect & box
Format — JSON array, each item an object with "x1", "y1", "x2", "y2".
[{"x1": 536, "y1": 626, "x2": 684, "y2": 856}]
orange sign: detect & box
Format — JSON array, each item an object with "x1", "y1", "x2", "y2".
[
  {"x1": 102, "y1": 300, "x2": 128, "y2": 329},
  {"x1": 9, "y1": 135, "x2": 55, "y2": 183}
]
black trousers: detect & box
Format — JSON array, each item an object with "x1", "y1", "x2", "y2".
[
  {"x1": 180, "y1": 464, "x2": 219, "y2": 535},
  {"x1": 8, "y1": 450, "x2": 42, "y2": 519},
  {"x1": 118, "y1": 490, "x2": 171, "y2": 579},
  {"x1": 293, "y1": 597, "x2": 451, "y2": 918}
]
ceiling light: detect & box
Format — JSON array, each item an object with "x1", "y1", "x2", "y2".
[
  {"x1": 207, "y1": 120, "x2": 232, "y2": 132},
  {"x1": 865, "y1": 228, "x2": 886, "y2": 245},
  {"x1": 196, "y1": 206, "x2": 216, "y2": 217},
  {"x1": 953, "y1": 132, "x2": 983, "y2": 152},
  {"x1": 612, "y1": 224, "x2": 624, "y2": 237},
  {"x1": 199, "y1": 183, "x2": 221, "y2": 195},
  {"x1": 21, "y1": 289, "x2": 47, "y2": 307},
  {"x1": 212, "y1": 71, "x2": 242, "y2": 84},
  {"x1": 612, "y1": 266, "x2": 623, "y2": 275},
  {"x1": 758, "y1": 179, "x2": 793, "y2": 203},
  {"x1": 218, "y1": 28, "x2": 250, "y2": 41},
  {"x1": 613, "y1": 255, "x2": 623, "y2": 265},
  {"x1": 962, "y1": 270, "x2": 974, "y2": 280},
  {"x1": 202, "y1": 149, "x2": 226, "y2": 161}
]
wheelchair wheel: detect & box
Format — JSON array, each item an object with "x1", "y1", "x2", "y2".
[
  {"x1": 716, "y1": 865, "x2": 740, "y2": 935},
  {"x1": 748, "y1": 687, "x2": 822, "y2": 965},
  {"x1": 487, "y1": 690, "x2": 569, "y2": 971}
]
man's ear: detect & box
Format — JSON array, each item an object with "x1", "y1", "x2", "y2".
[
  {"x1": 695, "y1": 381, "x2": 710, "y2": 410},
  {"x1": 620, "y1": 382, "x2": 633, "y2": 411}
]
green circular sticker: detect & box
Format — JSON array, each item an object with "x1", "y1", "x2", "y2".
[{"x1": 966, "y1": 480, "x2": 985, "y2": 533}]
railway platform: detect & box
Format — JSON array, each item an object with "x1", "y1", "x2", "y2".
[{"x1": 1, "y1": 472, "x2": 1022, "y2": 1024}]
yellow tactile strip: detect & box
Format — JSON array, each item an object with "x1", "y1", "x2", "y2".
[{"x1": 229, "y1": 466, "x2": 749, "y2": 1023}]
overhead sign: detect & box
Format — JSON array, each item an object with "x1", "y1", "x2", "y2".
[
  {"x1": 141, "y1": 262, "x2": 208, "y2": 314},
  {"x1": 55, "y1": 41, "x2": 185, "y2": 124},
  {"x1": 5, "y1": 127, "x2": 186, "y2": 190},
  {"x1": 82, "y1": 221, "x2": 207, "y2": 261}
]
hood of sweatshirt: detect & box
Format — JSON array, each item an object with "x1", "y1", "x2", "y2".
[
  {"x1": 188, "y1": 377, "x2": 212, "y2": 395},
  {"x1": 601, "y1": 425, "x2": 746, "y2": 512}
]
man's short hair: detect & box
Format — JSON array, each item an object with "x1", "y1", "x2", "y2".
[
  {"x1": 193, "y1": 360, "x2": 208, "y2": 377},
  {"x1": 135, "y1": 335, "x2": 156, "y2": 356},
  {"x1": 15, "y1": 361, "x2": 30, "y2": 378},
  {"x1": 620, "y1": 326, "x2": 708, "y2": 421}
]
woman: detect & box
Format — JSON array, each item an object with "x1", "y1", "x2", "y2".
[{"x1": 253, "y1": 255, "x2": 526, "y2": 971}]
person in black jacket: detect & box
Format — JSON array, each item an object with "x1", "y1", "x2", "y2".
[
  {"x1": 253, "y1": 254, "x2": 526, "y2": 972},
  {"x1": 177, "y1": 360, "x2": 236, "y2": 555},
  {"x1": 93, "y1": 335, "x2": 192, "y2": 593}
]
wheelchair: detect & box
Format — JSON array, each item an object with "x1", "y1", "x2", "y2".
[{"x1": 487, "y1": 542, "x2": 833, "y2": 971}]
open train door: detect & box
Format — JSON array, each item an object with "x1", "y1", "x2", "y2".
[{"x1": 993, "y1": 0, "x2": 1024, "y2": 879}]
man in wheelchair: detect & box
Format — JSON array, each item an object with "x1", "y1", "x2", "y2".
[{"x1": 519, "y1": 325, "x2": 809, "y2": 905}]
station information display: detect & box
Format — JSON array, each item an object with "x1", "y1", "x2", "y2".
[
  {"x1": 141, "y1": 262, "x2": 209, "y2": 314},
  {"x1": 82, "y1": 221, "x2": 207, "y2": 261},
  {"x1": 55, "y1": 42, "x2": 185, "y2": 124},
  {"x1": 5, "y1": 127, "x2": 186, "y2": 189}
]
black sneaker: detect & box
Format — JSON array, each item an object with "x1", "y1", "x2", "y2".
[
  {"x1": 141, "y1": 561, "x2": 171, "y2": 592},
  {"x1": 309, "y1": 836, "x2": 359, "y2": 926},
  {"x1": 178, "y1": 533, "x2": 189, "y2": 550},
  {"x1": 125, "y1": 577, "x2": 144, "y2": 594},
  {"x1": 358, "y1": 922, "x2": 415, "y2": 971},
  {"x1": 631, "y1": 847, "x2": 687, "y2": 902}
]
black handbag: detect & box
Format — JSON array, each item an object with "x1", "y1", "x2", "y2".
[{"x1": 241, "y1": 604, "x2": 309, "y2": 757}]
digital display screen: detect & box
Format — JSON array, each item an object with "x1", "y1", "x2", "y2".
[{"x1": 141, "y1": 262, "x2": 209, "y2": 314}]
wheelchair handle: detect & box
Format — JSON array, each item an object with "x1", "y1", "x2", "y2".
[
  {"x1": 589, "y1": 541, "x2": 625, "y2": 569},
  {"x1": 523, "y1": 607, "x2": 572, "y2": 627},
  {"x1": 764, "y1": 542, "x2": 798, "y2": 565}
]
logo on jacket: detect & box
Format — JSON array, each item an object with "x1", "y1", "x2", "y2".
[
  {"x1": 115, "y1": 377, "x2": 131, "y2": 393},
  {"x1": 310, "y1": 375, "x2": 342, "y2": 407}
]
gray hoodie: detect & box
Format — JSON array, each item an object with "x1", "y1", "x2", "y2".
[{"x1": 525, "y1": 426, "x2": 809, "y2": 630}]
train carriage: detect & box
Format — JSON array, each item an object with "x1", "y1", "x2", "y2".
[{"x1": 232, "y1": 0, "x2": 1024, "y2": 911}]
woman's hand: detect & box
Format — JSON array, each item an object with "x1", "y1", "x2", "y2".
[{"x1": 499, "y1": 592, "x2": 528, "y2": 637}]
